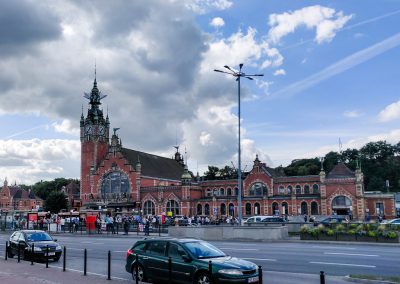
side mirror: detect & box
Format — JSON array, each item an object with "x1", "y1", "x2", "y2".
[
  {"x1": 18, "y1": 241, "x2": 26, "y2": 246},
  {"x1": 53, "y1": 239, "x2": 57, "y2": 242}
]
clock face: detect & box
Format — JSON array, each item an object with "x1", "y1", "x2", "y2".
[
  {"x1": 85, "y1": 125, "x2": 92, "y2": 135},
  {"x1": 99, "y1": 126, "x2": 105, "y2": 135}
]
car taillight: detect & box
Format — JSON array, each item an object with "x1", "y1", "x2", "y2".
[{"x1": 126, "y1": 249, "x2": 133, "y2": 258}]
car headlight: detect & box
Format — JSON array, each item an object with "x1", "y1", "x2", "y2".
[
  {"x1": 56, "y1": 245, "x2": 62, "y2": 251},
  {"x1": 218, "y1": 269, "x2": 243, "y2": 275},
  {"x1": 32, "y1": 246, "x2": 42, "y2": 252}
]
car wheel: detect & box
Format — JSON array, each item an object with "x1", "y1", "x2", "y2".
[
  {"x1": 195, "y1": 271, "x2": 212, "y2": 284},
  {"x1": 131, "y1": 264, "x2": 146, "y2": 282}
]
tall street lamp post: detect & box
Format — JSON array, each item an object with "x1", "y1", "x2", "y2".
[{"x1": 214, "y1": 64, "x2": 263, "y2": 225}]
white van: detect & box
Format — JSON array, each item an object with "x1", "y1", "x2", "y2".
[{"x1": 244, "y1": 216, "x2": 270, "y2": 223}]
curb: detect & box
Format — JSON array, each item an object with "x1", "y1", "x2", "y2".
[{"x1": 344, "y1": 275, "x2": 399, "y2": 284}]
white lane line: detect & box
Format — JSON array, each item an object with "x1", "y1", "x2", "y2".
[
  {"x1": 114, "y1": 251, "x2": 128, "y2": 253},
  {"x1": 324, "y1": 252, "x2": 379, "y2": 257},
  {"x1": 219, "y1": 248, "x2": 257, "y2": 251},
  {"x1": 67, "y1": 248, "x2": 84, "y2": 251},
  {"x1": 242, "y1": 258, "x2": 277, "y2": 262},
  {"x1": 48, "y1": 265, "x2": 131, "y2": 281},
  {"x1": 310, "y1": 261, "x2": 376, "y2": 268},
  {"x1": 80, "y1": 242, "x2": 105, "y2": 244},
  {"x1": 312, "y1": 246, "x2": 356, "y2": 250}
]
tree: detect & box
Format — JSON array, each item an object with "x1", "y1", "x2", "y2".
[
  {"x1": 45, "y1": 191, "x2": 68, "y2": 213},
  {"x1": 204, "y1": 166, "x2": 220, "y2": 180}
]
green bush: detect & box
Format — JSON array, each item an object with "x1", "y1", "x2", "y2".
[
  {"x1": 335, "y1": 224, "x2": 345, "y2": 232},
  {"x1": 349, "y1": 223, "x2": 358, "y2": 229},
  {"x1": 386, "y1": 231, "x2": 398, "y2": 239},
  {"x1": 310, "y1": 228, "x2": 319, "y2": 237},
  {"x1": 367, "y1": 231, "x2": 377, "y2": 238},
  {"x1": 317, "y1": 224, "x2": 325, "y2": 232},
  {"x1": 348, "y1": 229, "x2": 356, "y2": 235},
  {"x1": 326, "y1": 229, "x2": 334, "y2": 236},
  {"x1": 300, "y1": 225, "x2": 309, "y2": 234}
]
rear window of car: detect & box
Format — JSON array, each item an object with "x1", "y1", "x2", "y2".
[
  {"x1": 147, "y1": 241, "x2": 167, "y2": 256},
  {"x1": 133, "y1": 242, "x2": 146, "y2": 252}
]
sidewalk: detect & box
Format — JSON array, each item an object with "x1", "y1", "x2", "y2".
[{"x1": 0, "y1": 257, "x2": 133, "y2": 284}]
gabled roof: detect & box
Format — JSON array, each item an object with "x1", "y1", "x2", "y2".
[
  {"x1": 327, "y1": 162, "x2": 355, "y2": 179},
  {"x1": 261, "y1": 165, "x2": 286, "y2": 178},
  {"x1": 121, "y1": 148, "x2": 184, "y2": 181}
]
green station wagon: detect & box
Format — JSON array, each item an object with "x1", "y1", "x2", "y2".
[{"x1": 125, "y1": 238, "x2": 259, "y2": 284}]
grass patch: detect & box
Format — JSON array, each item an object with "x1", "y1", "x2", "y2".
[{"x1": 350, "y1": 274, "x2": 400, "y2": 283}]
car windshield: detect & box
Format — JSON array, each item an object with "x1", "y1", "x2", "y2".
[
  {"x1": 25, "y1": 232, "x2": 53, "y2": 242},
  {"x1": 184, "y1": 241, "x2": 226, "y2": 259}
]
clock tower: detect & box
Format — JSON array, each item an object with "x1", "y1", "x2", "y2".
[{"x1": 80, "y1": 76, "x2": 110, "y2": 199}]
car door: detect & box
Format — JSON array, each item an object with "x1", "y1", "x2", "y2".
[
  {"x1": 167, "y1": 242, "x2": 196, "y2": 283},
  {"x1": 144, "y1": 241, "x2": 168, "y2": 282}
]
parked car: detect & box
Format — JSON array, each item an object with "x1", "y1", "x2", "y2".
[
  {"x1": 260, "y1": 216, "x2": 286, "y2": 223},
  {"x1": 382, "y1": 218, "x2": 400, "y2": 227},
  {"x1": 244, "y1": 216, "x2": 270, "y2": 224},
  {"x1": 315, "y1": 216, "x2": 347, "y2": 226},
  {"x1": 8, "y1": 230, "x2": 62, "y2": 261},
  {"x1": 126, "y1": 238, "x2": 259, "y2": 284}
]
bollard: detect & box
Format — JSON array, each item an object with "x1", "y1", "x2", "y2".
[
  {"x1": 137, "y1": 224, "x2": 139, "y2": 236},
  {"x1": 18, "y1": 244, "x2": 20, "y2": 263},
  {"x1": 31, "y1": 243, "x2": 34, "y2": 265},
  {"x1": 84, "y1": 249, "x2": 87, "y2": 276},
  {"x1": 320, "y1": 271, "x2": 325, "y2": 284},
  {"x1": 258, "y1": 266, "x2": 263, "y2": 284},
  {"x1": 107, "y1": 250, "x2": 111, "y2": 280},
  {"x1": 5, "y1": 241, "x2": 8, "y2": 261},
  {"x1": 168, "y1": 257, "x2": 172, "y2": 284},
  {"x1": 63, "y1": 246, "x2": 66, "y2": 271},
  {"x1": 209, "y1": 260, "x2": 213, "y2": 282},
  {"x1": 46, "y1": 245, "x2": 49, "y2": 268},
  {"x1": 135, "y1": 254, "x2": 139, "y2": 284}
]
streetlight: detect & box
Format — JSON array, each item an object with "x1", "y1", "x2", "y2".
[{"x1": 214, "y1": 64, "x2": 263, "y2": 225}]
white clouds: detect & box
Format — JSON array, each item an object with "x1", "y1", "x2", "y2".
[
  {"x1": 52, "y1": 119, "x2": 79, "y2": 136},
  {"x1": 184, "y1": 0, "x2": 233, "y2": 14},
  {"x1": 343, "y1": 110, "x2": 362, "y2": 118},
  {"x1": 210, "y1": 17, "x2": 225, "y2": 28},
  {"x1": 273, "y1": 69, "x2": 286, "y2": 76},
  {"x1": 378, "y1": 100, "x2": 400, "y2": 122},
  {"x1": 0, "y1": 139, "x2": 80, "y2": 184},
  {"x1": 268, "y1": 5, "x2": 352, "y2": 44}
]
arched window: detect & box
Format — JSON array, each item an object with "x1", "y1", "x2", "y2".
[
  {"x1": 205, "y1": 204, "x2": 210, "y2": 215},
  {"x1": 313, "y1": 184, "x2": 319, "y2": 194},
  {"x1": 254, "y1": 203, "x2": 261, "y2": 215},
  {"x1": 311, "y1": 202, "x2": 318, "y2": 215},
  {"x1": 101, "y1": 171, "x2": 130, "y2": 199},
  {"x1": 229, "y1": 203, "x2": 235, "y2": 216},
  {"x1": 304, "y1": 185, "x2": 310, "y2": 194},
  {"x1": 197, "y1": 204, "x2": 202, "y2": 215},
  {"x1": 206, "y1": 188, "x2": 212, "y2": 197},
  {"x1": 249, "y1": 182, "x2": 266, "y2": 196},
  {"x1": 282, "y1": 202, "x2": 289, "y2": 215},
  {"x1": 332, "y1": 196, "x2": 352, "y2": 207},
  {"x1": 213, "y1": 188, "x2": 219, "y2": 196},
  {"x1": 221, "y1": 203, "x2": 226, "y2": 215},
  {"x1": 143, "y1": 200, "x2": 155, "y2": 215},
  {"x1": 272, "y1": 202, "x2": 279, "y2": 216},
  {"x1": 245, "y1": 203, "x2": 252, "y2": 215},
  {"x1": 296, "y1": 185, "x2": 302, "y2": 195},
  {"x1": 166, "y1": 200, "x2": 180, "y2": 215},
  {"x1": 287, "y1": 185, "x2": 292, "y2": 195},
  {"x1": 279, "y1": 186, "x2": 285, "y2": 195},
  {"x1": 227, "y1": 188, "x2": 232, "y2": 196},
  {"x1": 301, "y1": 202, "x2": 308, "y2": 215},
  {"x1": 220, "y1": 188, "x2": 225, "y2": 196}
]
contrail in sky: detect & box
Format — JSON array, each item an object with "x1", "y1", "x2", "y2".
[
  {"x1": 272, "y1": 32, "x2": 400, "y2": 98},
  {"x1": 5, "y1": 124, "x2": 48, "y2": 139}
]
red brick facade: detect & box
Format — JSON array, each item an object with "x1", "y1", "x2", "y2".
[
  {"x1": 0, "y1": 179, "x2": 43, "y2": 212},
  {"x1": 80, "y1": 79, "x2": 396, "y2": 220}
]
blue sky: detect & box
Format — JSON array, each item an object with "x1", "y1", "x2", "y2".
[{"x1": 0, "y1": 0, "x2": 399, "y2": 184}]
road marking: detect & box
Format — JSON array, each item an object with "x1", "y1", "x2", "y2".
[
  {"x1": 242, "y1": 257, "x2": 277, "y2": 262},
  {"x1": 48, "y1": 265, "x2": 131, "y2": 281},
  {"x1": 219, "y1": 248, "x2": 258, "y2": 251},
  {"x1": 310, "y1": 261, "x2": 376, "y2": 268},
  {"x1": 80, "y1": 242, "x2": 104, "y2": 244},
  {"x1": 114, "y1": 250, "x2": 128, "y2": 253},
  {"x1": 312, "y1": 246, "x2": 356, "y2": 250},
  {"x1": 67, "y1": 248, "x2": 84, "y2": 251},
  {"x1": 324, "y1": 252, "x2": 379, "y2": 257}
]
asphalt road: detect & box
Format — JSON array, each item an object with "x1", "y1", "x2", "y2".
[{"x1": 0, "y1": 233, "x2": 398, "y2": 283}]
